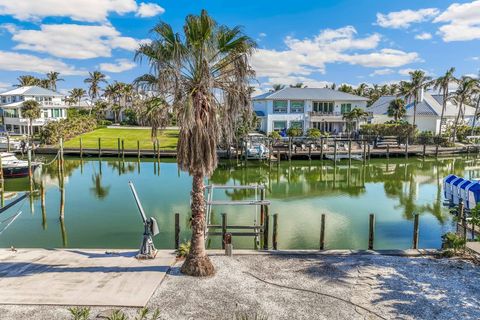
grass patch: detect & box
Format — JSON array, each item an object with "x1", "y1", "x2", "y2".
[{"x1": 64, "y1": 127, "x2": 179, "y2": 150}]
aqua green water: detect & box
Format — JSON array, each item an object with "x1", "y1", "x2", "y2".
[{"x1": 0, "y1": 156, "x2": 475, "y2": 250}]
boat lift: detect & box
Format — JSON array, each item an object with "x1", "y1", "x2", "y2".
[{"x1": 204, "y1": 184, "x2": 271, "y2": 248}]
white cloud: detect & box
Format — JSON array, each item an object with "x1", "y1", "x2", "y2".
[
  {"x1": 415, "y1": 32, "x2": 432, "y2": 40},
  {"x1": 259, "y1": 32, "x2": 267, "y2": 38},
  {"x1": 370, "y1": 69, "x2": 394, "y2": 76},
  {"x1": 0, "y1": 82, "x2": 11, "y2": 91},
  {"x1": 0, "y1": 0, "x2": 138, "y2": 22},
  {"x1": 8, "y1": 24, "x2": 142, "y2": 59},
  {"x1": 99, "y1": 59, "x2": 136, "y2": 72},
  {"x1": 376, "y1": 8, "x2": 439, "y2": 29},
  {"x1": 0, "y1": 51, "x2": 86, "y2": 75},
  {"x1": 136, "y1": 2, "x2": 165, "y2": 17},
  {"x1": 434, "y1": 0, "x2": 480, "y2": 41},
  {"x1": 251, "y1": 26, "x2": 419, "y2": 81}
]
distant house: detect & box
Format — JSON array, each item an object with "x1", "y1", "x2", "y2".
[
  {"x1": 0, "y1": 86, "x2": 68, "y2": 134},
  {"x1": 369, "y1": 89, "x2": 476, "y2": 134},
  {"x1": 252, "y1": 87, "x2": 369, "y2": 135}
]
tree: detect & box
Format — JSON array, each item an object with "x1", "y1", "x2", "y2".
[
  {"x1": 69, "y1": 88, "x2": 86, "y2": 107},
  {"x1": 306, "y1": 128, "x2": 321, "y2": 139},
  {"x1": 46, "y1": 71, "x2": 63, "y2": 91},
  {"x1": 135, "y1": 10, "x2": 255, "y2": 276},
  {"x1": 452, "y1": 76, "x2": 477, "y2": 142},
  {"x1": 471, "y1": 79, "x2": 480, "y2": 136},
  {"x1": 338, "y1": 84, "x2": 353, "y2": 93},
  {"x1": 21, "y1": 99, "x2": 41, "y2": 139},
  {"x1": 433, "y1": 68, "x2": 456, "y2": 136},
  {"x1": 272, "y1": 84, "x2": 285, "y2": 92},
  {"x1": 289, "y1": 83, "x2": 307, "y2": 88},
  {"x1": 400, "y1": 70, "x2": 432, "y2": 128},
  {"x1": 84, "y1": 71, "x2": 107, "y2": 103},
  {"x1": 15, "y1": 75, "x2": 40, "y2": 87},
  {"x1": 387, "y1": 98, "x2": 406, "y2": 122},
  {"x1": 143, "y1": 97, "x2": 169, "y2": 139},
  {"x1": 342, "y1": 108, "x2": 369, "y2": 132}
]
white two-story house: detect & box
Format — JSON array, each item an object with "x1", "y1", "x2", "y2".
[
  {"x1": 253, "y1": 87, "x2": 369, "y2": 135},
  {"x1": 0, "y1": 86, "x2": 68, "y2": 135}
]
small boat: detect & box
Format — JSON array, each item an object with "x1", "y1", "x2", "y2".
[
  {"x1": 0, "y1": 137, "x2": 22, "y2": 151},
  {"x1": 245, "y1": 133, "x2": 270, "y2": 160},
  {"x1": 1, "y1": 153, "x2": 40, "y2": 178}
]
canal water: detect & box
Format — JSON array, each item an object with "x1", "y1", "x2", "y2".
[{"x1": 0, "y1": 156, "x2": 475, "y2": 250}]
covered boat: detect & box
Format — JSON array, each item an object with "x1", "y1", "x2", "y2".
[
  {"x1": 467, "y1": 183, "x2": 480, "y2": 210},
  {"x1": 452, "y1": 177, "x2": 466, "y2": 205},
  {"x1": 443, "y1": 174, "x2": 457, "y2": 201},
  {"x1": 1, "y1": 153, "x2": 40, "y2": 178}
]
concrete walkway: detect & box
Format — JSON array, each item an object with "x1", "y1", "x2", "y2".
[{"x1": 0, "y1": 249, "x2": 175, "y2": 307}]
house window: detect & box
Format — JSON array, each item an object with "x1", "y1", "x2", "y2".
[
  {"x1": 273, "y1": 100, "x2": 288, "y2": 113},
  {"x1": 341, "y1": 103, "x2": 352, "y2": 114},
  {"x1": 290, "y1": 100, "x2": 304, "y2": 113},
  {"x1": 313, "y1": 101, "x2": 334, "y2": 113},
  {"x1": 273, "y1": 121, "x2": 287, "y2": 132},
  {"x1": 290, "y1": 121, "x2": 304, "y2": 129}
]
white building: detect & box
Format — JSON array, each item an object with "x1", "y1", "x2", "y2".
[
  {"x1": 0, "y1": 86, "x2": 68, "y2": 134},
  {"x1": 253, "y1": 87, "x2": 369, "y2": 135},
  {"x1": 369, "y1": 90, "x2": 476, "y2": 134}
]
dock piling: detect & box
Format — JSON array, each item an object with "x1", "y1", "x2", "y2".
[
  {"x1": 423, "y1": 144, "x2": 426, "y2": 158},
  {"x1": 98, "y1": 138, "x2": 102, "y2": 157},
  {"x1": 137, "y1": 140, "x2": 140, "y2": 158},
  {"x1": 386, "y1": 144, "x2": 389, "y2": 159},
  {"x1": 413, "y1": 214, "x2": 419, "y2": 249},
  {"x1": 263, "y1": 208, "x2": 269, "y2": 250},
  {"x1": 333, "y1": 139, "x2": 337, "y2": 162},
  {"x1": 222, "y1": 213, "x2": 227, "y2": 250},
  {"x1": 117, "y1": 138, "x2": 121, "y2": 157},
  {"x1": 273, "y1": 213, "x2": 278, "y2": 250},
  {"x1": 368, "y1": 213, "x2": 375, "y2": 250},
  {"x1": 320, "y1": 213, "x2": 326, "y2": 250},
  {"x1": 174, "y1": 213, "x2": 180, "y2": 250}
]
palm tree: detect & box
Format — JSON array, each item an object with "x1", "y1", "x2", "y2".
[
  {"x1": 401, "y1": 70, "x2": 432, "y2": 128},
  {"x1": 338, "y1": 84, "x2": 353, "y2": 93},
  {"x1": 69, "y1": 88, "x2": 86, "y2": 107},
  {"x1": 135, "y1": 10, "x2": 255, "y2": 276},
  {"x1": 471, "y1": 79, "x2": 480, "y2": 136},
  {"x1": 84, "y1": 71, "x2": 107, "y2": 103},
  {"x1": 355, "y1": 83, "x2": 368, "y2": 97},
  {"x1": 143, "y1": 97, "x2": 169, "y2": 139},
  {"x1": 433, "y1": 68, "x2": 456, "y2": 136},
  {"x1": 46, "y1": 71, "x2": 63, "y2": 91},
  {"x1": 15, "y1": 75, "x2": 40, "y2": 87},
  {"x1": 272, "y1": 84, "x2": 285, "y2": 92},
  {"x1": 289, "y1": 83, "x2": 306, "y2": 88},
  {"x1": 387, "y1": 98, "x2": 406, "y2": 122},
  {"x1": 342, "y1": 108, "x2": 369, "y2": 132},
  {"x1": 452, "y1": 76, "x2": 477, "y2": 141},
  {"x1": 21, "y1": 99, "x2": 41, "y2": 139}
]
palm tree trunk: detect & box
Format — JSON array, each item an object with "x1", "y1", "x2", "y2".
[
  {"x1": 439, "y1": 94, "x2": 447, "y2": 136},
  {"x1": 181, "y1": 173, "x2": 214, "y2": 276},
  {"x1": 452, "y1": 101, "x2": 463, "y2": 142},
  {"x1": 471, "y1": 96, "x2": 480, "y2": 136}
]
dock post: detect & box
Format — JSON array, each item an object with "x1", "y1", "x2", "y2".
[
  {"x1": 404, "y1": 140, "x2": 408, "y2": 159},
  {"x1": 175, "y1": 213, "x2": 180, "y2": 250},
  {"x1": 320, "y1": 137, "x2": 324, "y2": 160},
  {"x1": 221, "y1": 213, "x2": 227, "y2": 250},
  {"x1": 98, "y1": 137, "x2": 102, "y2": 157},
  {"x1": 435, "y1": 142, "x2": 439, "y2": 158},
  {"x1": 117, "y1": 138, "x2": 121, "y2": 157},
  {"x1": 308, "y1": 143, "x2": 312, "y2": 161},
  {"x1": 137, "y1": 140, "x2": 140, "y2": 158},
  {"x1": 386, "y1": 144, "x2": 389, "y2": 159},
  {"x1": 6, "y1": 135, "x2": 10, "y2": 152},
  {"x1": 152, "y1": 140, "x2": 156, "y2": 159},
  {"x1": 288, "y1": 137, "x2": 292, "y2": 161},
  {"x1": 367, "y1": 143, "x2": 371, "y2": 161},
  {"x1": 363, "y1": 140, "x2": 366, "y2": 164},
  {"x1": 333, "y1": 139, "x2": 337, "y2": 162},
  {"x1": 348, "y1": 139, "x2": 352, "y2": 165},
  {"x1": 0, "y1": 155, "x2": 4, "y2": 207},
  {"x1": 459, "y1": 200, "x2": 467, "y2": 243},
  {"x1": 260, "y1": 188, "x2": 265, "y2": 225},
  {"x1": 273, "y1": 213, "x2": 278, "y2": 250},
  {"x1": 277, "y1": 148, "x2": 280, "y2": 166},
  {"x1": 79, "y1": 137, "x2": 83, "y2": 158},
  {"x1": 263, "y1": 208, "x2": 269, "y2": 250},
  {"x1": 413, "y1": 214, "x2": 419, "y2": 249},
  {"x1": 368, "y1": 213, "x2": 375, "y2": 250},
  {"x1": 156, "y1": 139, "x2": 160, "y2": 161},
  {"x1": 320, "y1": 213, "x2": 326, "y2": 250},
  {"x1": 423, "y1": 144, "x2": 426, "y2": 159},
  {"x1": 121, "y1": 140, "x2": 125, "y2": 158}
]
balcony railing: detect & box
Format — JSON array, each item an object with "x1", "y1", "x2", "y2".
[{"x1": 310, "y1": 111, "x2": 342, "y2": 117}]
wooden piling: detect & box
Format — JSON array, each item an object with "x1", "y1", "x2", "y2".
[
  {"x1": 320, "y1": 137, "x2": 324, "y2": 160},
  {"x1": 348, "y1": 139, "x2": 352, "y2": 164},
  {"x1": 368, "y1": 213, "x2": 375, "y2": 250},
  {"x1": 308, "y1": 143, "x2": 312, "y2": 161},
  {"x1": 273, "y1": 213, "x2": 278, "y2": 250},
  {"x1": 98, "y1": 137, "x2": 102, "y2": 157},
  {"x1": 117, "y1": 138, "x2": 121, "y2": 157},
  {"x1": 404, "y1": 140, "x2": 408, "y2": 159},
  {"x1": 386, "y1": 144, "x2": 390, "y2": 159},
  {"x1": 413, "y1": 214, "x2": 419, "y2": 249},
  {"x1": 423, "y1": 144, "x2": 426, "y2": 159},
  {"x1": 260, "y1": 188, "x2": 265, "y2": 225},
  {"x1": 6, "y1": 135, "x2": 10, "y2": 152},
  {"x1": 288, "y1": 137, "x2": 292, "y2": 161},
  {"x1": 459, "y1": 200, "x2": 467, "y2": 243},
  {"x1": 363, "y1": 140, "x2": 367, "y2": 164},
  {"x1": 277, "y1": 148, "x2": 280, "y2": 165},
  {"x1": 156, "y1": 139, "x2": 160, "y2": 161},
  {"x1": 79, "y1": 137, "x2": 83, "y2": 158},
  {"x1": 152, "y1": 140, "x2": 156, "y2": 159},
  {"x1": 367, "y1": 143, "x2": 371, "y2": 161},
  {"x1": 320, "y1": 213, "x2": 326, "y2": 250},
  {"x1": 174, "y1": 213, "x2": 180, "y2": 250},
  {"x1": 121, "y1": 140, "x2": 125, "y2": 158},
  {"x1": 222, "y1": 213, "x2": 227, "y2": 250},
  {"x1": 263, "y1": 208, "x2": 269, "y2": 250},
  {"x1": 137, "y1": 140, "x2": 140, "y2": 158},
  {"x1": 333, "y1": 139, "x2": 337, "y2": 162}
]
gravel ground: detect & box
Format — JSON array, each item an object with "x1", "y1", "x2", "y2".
[{"x1": 1, "y1": 253, "x2": 480, "y2": 320}]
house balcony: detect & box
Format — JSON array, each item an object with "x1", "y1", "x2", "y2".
[{"x1": 309, "y1": 111, "x2": 344, "y2": 121}]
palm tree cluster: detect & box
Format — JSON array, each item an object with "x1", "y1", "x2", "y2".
[{"x1": 15, "y1": 72, "x2": 64, "y2": 91}]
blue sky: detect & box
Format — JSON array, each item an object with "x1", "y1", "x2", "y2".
[{"x1": 0, "y1": 0, "x2": 479, "y2": 94}]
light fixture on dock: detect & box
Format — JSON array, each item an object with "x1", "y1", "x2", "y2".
[{"x1": 128, "y1": 181, "x2": 159, "y2": 259}]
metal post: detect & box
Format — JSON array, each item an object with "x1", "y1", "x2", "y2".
[
  {"x1": 222, "y1": 213, "x2": 227, "y2": 250},
  {"x1": 368, "y1": 213, "x2": 375, "y2": 250},
  {"x1": 273, "y1": 213, "x2": 278, "y2": 250},
  {"x1": 175, "y1": 213, "x2": 180, "y2": 250},
  {"x1": 413, "y1": 214, "x2": 419, "y2": 249},
  {"x1": 320, "y1": 213, "x2": 325, "y2": 250}
]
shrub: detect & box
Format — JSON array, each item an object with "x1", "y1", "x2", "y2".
[
  {"x1": 286, "y1": 127, "x2": 303, "y2": 137},
  {"x1": 98, "y1": 119, "x2": 113, "y2": 126},
  {"x1": 306, "y1": 128, "x2": 321, "y2": 139},
  {"x1": 268, "y1": 131, "x2": 281, "y2": 141},
  {"x1": 416, "y1": 131, "x2": 434, "y2": 145},
  {"x1": 441, "y1": 232, "x2": 466, "y2": 255},
  {"x1": 360, "y1": 123, "x2": 416, "y2": 143},
  {"x1": 176, "y1": 241, "x2": 191, "y2": 258},
  {"x1": 40, "y1": 116, "x2": 97, "y2": 145},
  {"x1": 69, "y1": 307, "x2": 91, "y2": 320}
]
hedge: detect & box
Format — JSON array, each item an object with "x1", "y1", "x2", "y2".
[{"x1": 40, "y1": 116, "x2": 97, "y2": 145}]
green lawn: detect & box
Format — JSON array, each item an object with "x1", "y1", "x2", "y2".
[{"x1": 64, "y1": 128, "x2": 179, "y2": 150}]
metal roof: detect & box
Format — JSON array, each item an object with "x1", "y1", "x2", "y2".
[
  {"x1": 0, "y1": 86, "x2": 64, "y2": 97},
  {"x1": 253, "y1": 87, "x2": 369, "y2": 101},
  {"x1": 368, "y1": 92, "x2": 475, "y2": 117}
]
